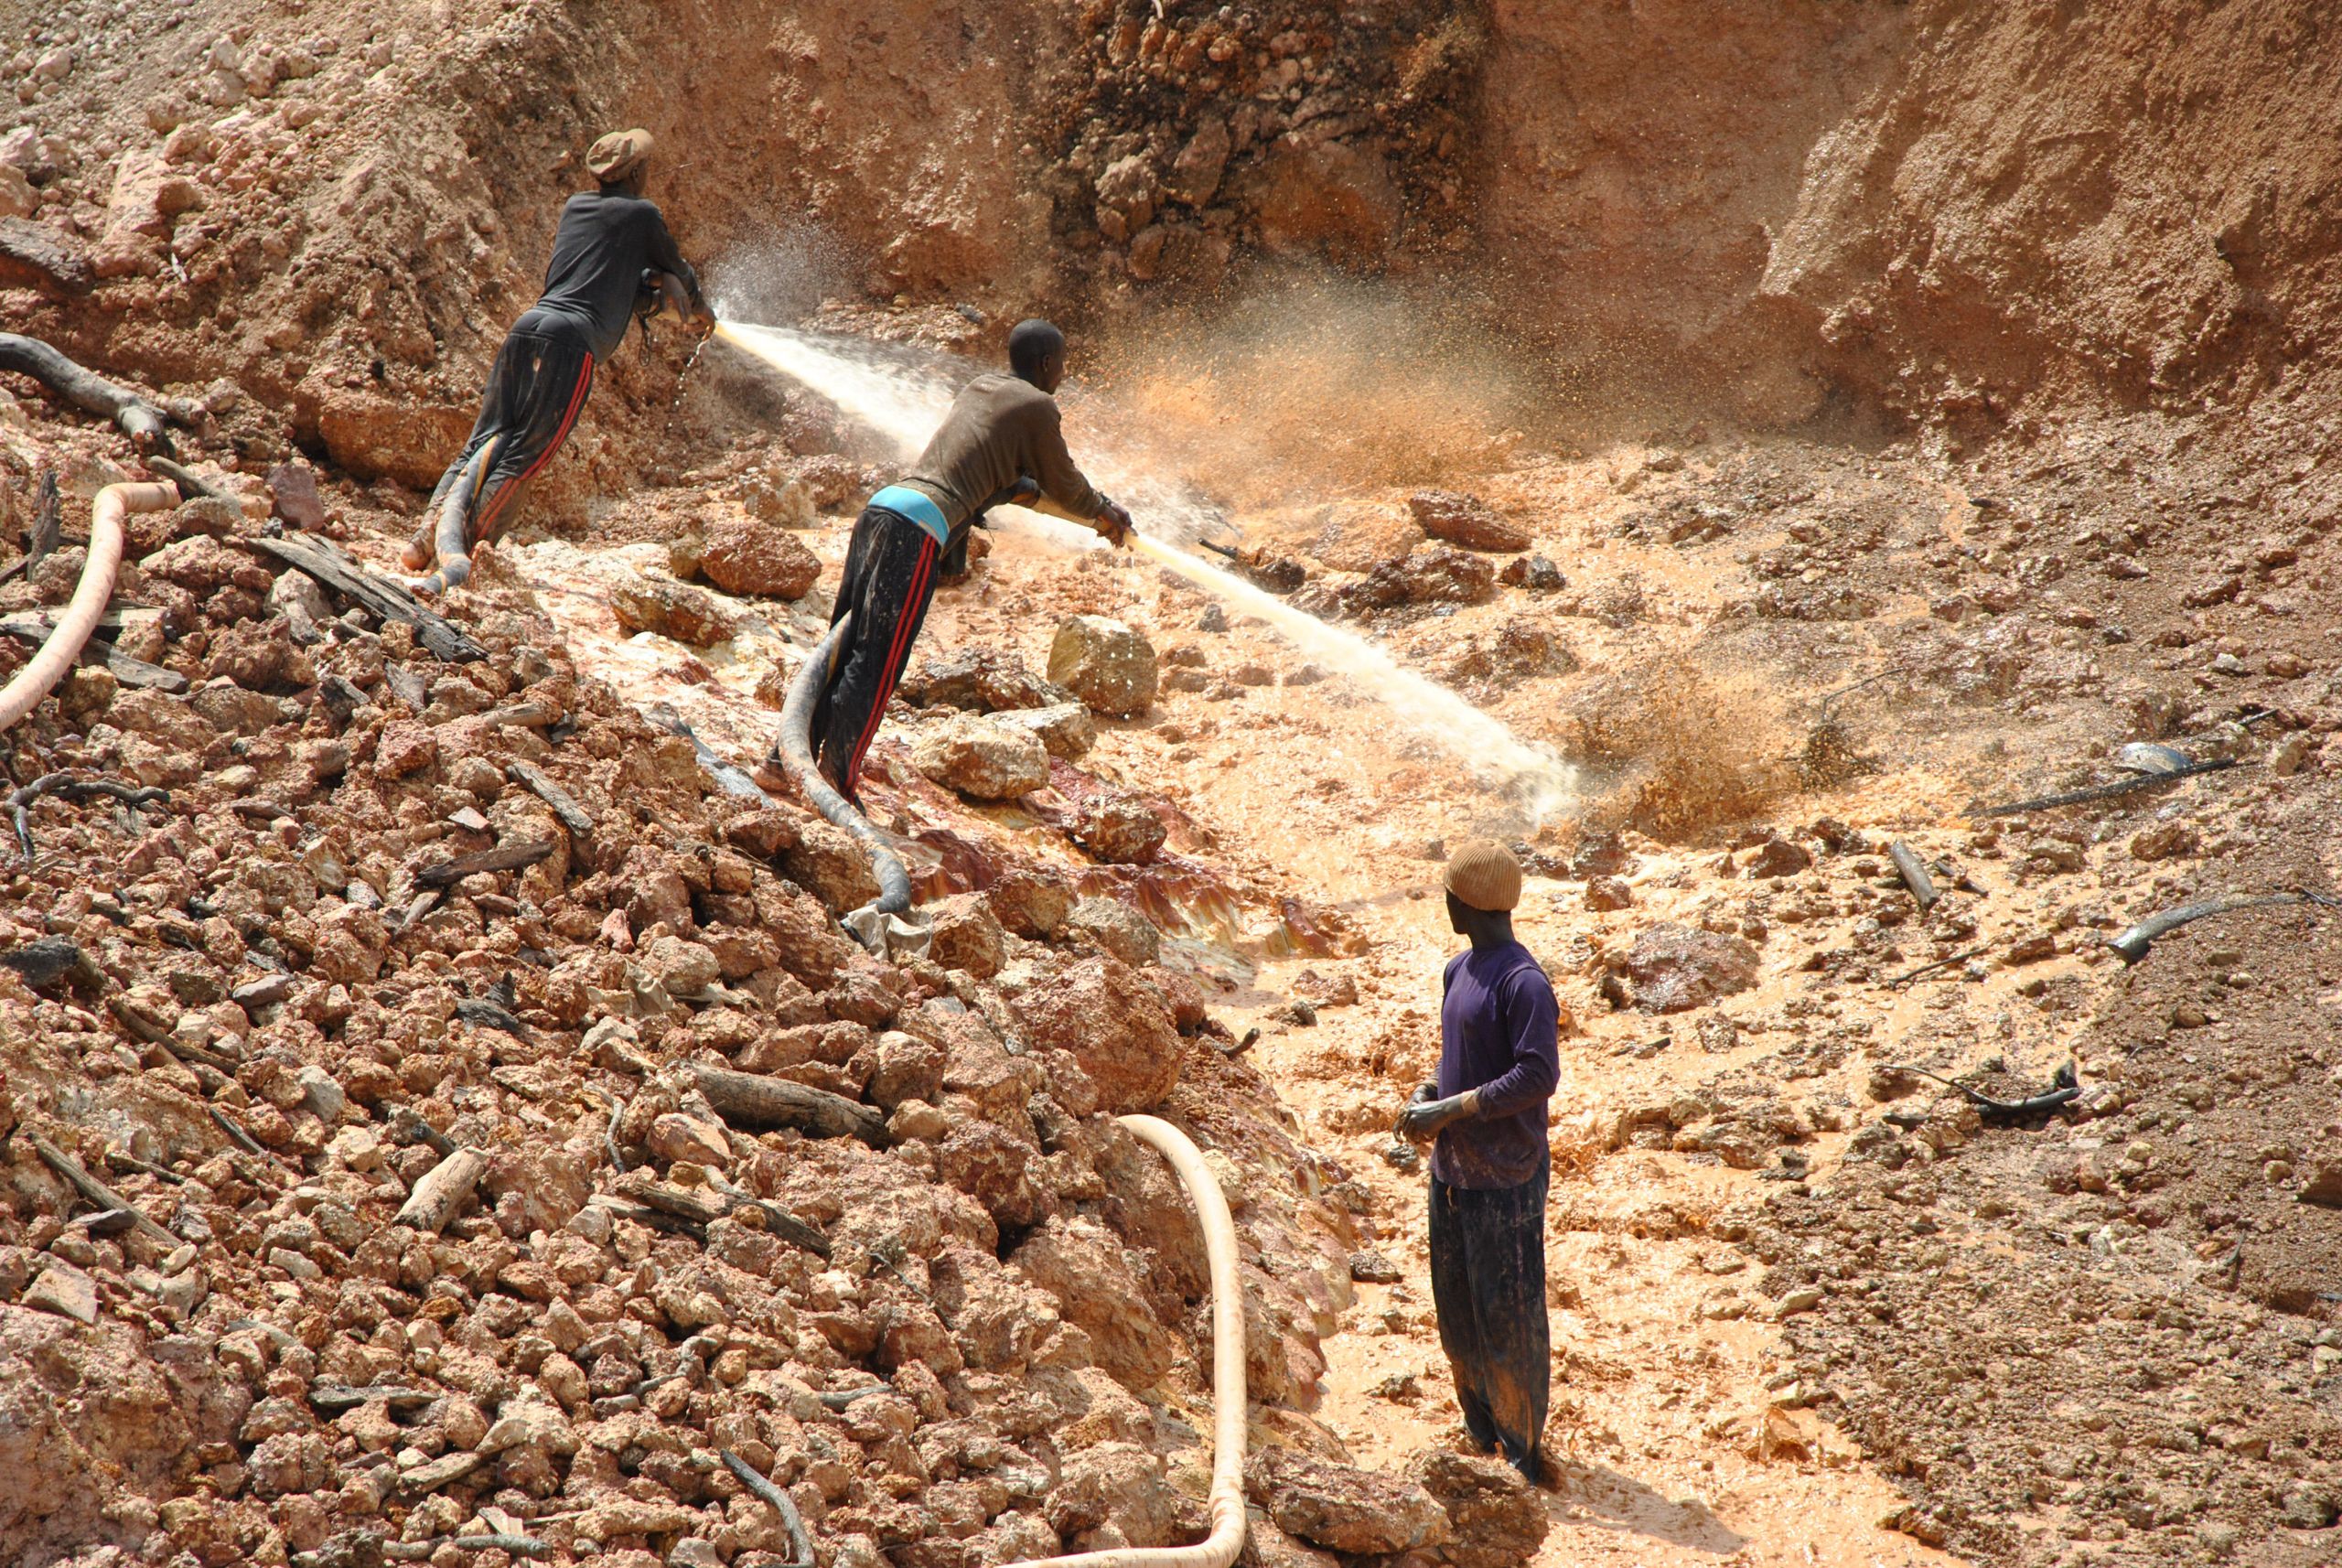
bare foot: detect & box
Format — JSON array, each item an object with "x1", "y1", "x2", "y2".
[{"x1": 399, "y1": 538, "x2": 432, "y2": 572}]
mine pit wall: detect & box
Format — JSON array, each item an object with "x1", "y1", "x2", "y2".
[
  {"x1": 21, "y1": 0, "x2": 2342, "y2": 529},
  {"x1": 1473, "y1": 0, "x2": 2342, "y2": 445}
]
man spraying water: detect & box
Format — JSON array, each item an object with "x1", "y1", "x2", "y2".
[
  {"x1": 775, "y1": 318, "x2": 1135, "y2": 806},
  {"x1": 405, "y1": 128, "x2": 712, "y2": 596}
]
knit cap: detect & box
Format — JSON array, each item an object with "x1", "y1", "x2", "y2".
[{"x1": 1443, "y1": 838, "x2": 1521, "y2": 912}]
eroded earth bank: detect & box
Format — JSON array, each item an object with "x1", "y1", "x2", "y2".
[{"x1": 0, "y1": 3, "x2": 2337, "y2": 1568}]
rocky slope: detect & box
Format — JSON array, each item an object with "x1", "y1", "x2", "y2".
[
  {"x1": 0, "y1": 388, "x2": 1582, "y2": 1568},
  {"x1": 2, "y1": 1, "x2": 2341, "y2": 1567}
]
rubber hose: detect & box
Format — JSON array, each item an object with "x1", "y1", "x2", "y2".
[
  {"x1": 0, "y1": 480, "x2": 177, "y2": 732},
  {"x1": 2108, "y1": 891, "x2": 2307, "y2": 964},
  {"x1": 772, "y1": 612, "x2": 913, "y2": 915},
  {"x1": 1012, "y1": 1113, "x2": 1247, "y2": 1568},
  {"x1": 422, "y1": 441, "x2": 493, "y2": 595}
]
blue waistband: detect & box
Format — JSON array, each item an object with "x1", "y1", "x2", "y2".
[{"x1": 869, "y1": 486, "x2": 951, "y2": 546}]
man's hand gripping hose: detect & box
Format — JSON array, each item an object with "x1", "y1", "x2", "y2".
[{"x1": 1395, "y1": 1081, "x2": 1478, "y2": 1144}]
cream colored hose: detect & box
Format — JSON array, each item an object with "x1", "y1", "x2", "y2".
[
  {"x1": 1015, "y1": 1113, "x2": 1248, "y2": 1568},
  {"x1": 0, "y1": 480, "x2": 177, "y2": 731}
]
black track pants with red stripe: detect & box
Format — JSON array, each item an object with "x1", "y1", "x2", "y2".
[
  {"x1": 811, "y1": 504, "x2": 942, "y2": 804},
  {"x1": 425, "y1": 307, "x2": 596, "y2": 553}
]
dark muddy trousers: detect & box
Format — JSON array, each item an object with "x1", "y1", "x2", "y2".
[
  {"x1": 810, "y1": 504, "x2": 942, "y2": 803},
  {"x1": 1428, "y1": 1157, "x2": 1550, "y2": 1478},
  {"x1": 424, "y1": 307, "x2": 596, "y2": 553}
]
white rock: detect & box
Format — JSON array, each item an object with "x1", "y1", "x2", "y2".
[
  {"x1": 0, "y1": 163, "x2": 34, "y2": 219},
  {"x1": 25, "y1": 1261, "x2": 97, "y2": 1323},
  {"x1": 994, "y1": 700, "x2": 1096, "y2": 761},
  {"x1": 296, "y1": 1064, "x2": 343, "y2": 1122},
  {"x1": 481, "y1": 1400, "x2": 578, "y2": 1455},
  {"x1": 1047, "y1": 615, "x2": 1158, "y2": 716},
  {"x1": 909, "y1": 712, "x2": 1050, "y2": 800}
]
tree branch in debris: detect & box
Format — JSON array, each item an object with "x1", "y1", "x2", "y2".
[
  {"x1": 689, "y1": 1063, "x2": 890, "y2": 1147},
  {"x1": 0, "y1": 333, "x2": 176, "y2": 455},
  {"x1": 392, "y1": 1146, "x2": 486, "y2": 1233}
]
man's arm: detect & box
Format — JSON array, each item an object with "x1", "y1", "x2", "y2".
[
  {"x1": 1027, "y1": 402, "x2": 1113, "y2": 528},
  {"x1": 1466, "y1": 966, "x2": 1561, "y2": 1120},
  {"x1": 643, "y1": 206, "x2": 711, "y2": 322}
]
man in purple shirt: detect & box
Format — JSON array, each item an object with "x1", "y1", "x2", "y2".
[{"x1": 1396, "y1": 839, "x2": 1560, "y2": 1483}]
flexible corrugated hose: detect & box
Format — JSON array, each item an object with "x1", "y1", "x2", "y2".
[
  {"x1": 771, "y1": 610, "x2": 914, "y2": 916},
  {"x1": 414, "y1": 439, "x2": 494, "y2": 596},
  {"x1": 0, "y1": 480, "x2": 178, "y2": 731},
  {"x1": 1011, "y1": 1113, "x2": 1248, "y2": 1568}
]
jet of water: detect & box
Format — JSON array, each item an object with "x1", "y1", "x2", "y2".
[{"x1": 711, "y1": 320, "x2": 1578, "y2": 821}]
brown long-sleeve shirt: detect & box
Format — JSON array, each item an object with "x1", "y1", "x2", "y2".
[{"x1": 900, "y1": 372, "x2": 1107, "y2": 536}]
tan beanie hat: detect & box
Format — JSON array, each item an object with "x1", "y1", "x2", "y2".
[
  {"x1": 587, "y1": 128, "x2": 654, "y2": 183},
  {"x1": 1444, "y1": 838, "x2": 1521, "y2": 912}
]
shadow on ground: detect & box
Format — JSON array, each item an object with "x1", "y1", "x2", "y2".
[{"x1": 1545, "y1": 1459, "x2": 1749, "y2": 1553}]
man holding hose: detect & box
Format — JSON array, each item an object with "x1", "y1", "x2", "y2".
[
  {"x1": 404, "y1": 127, "x2": 711, "y2": 595},
  {"x1": 788, "y1": 318, "x2": 1133, "y2": 806},
  {"x1": 1397, "y1": 839, "x2": 1561, "y2": 1485}
]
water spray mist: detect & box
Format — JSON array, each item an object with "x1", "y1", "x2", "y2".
[{"x1": 711, "y1": 320, "x2": 1577, "y2": 821}]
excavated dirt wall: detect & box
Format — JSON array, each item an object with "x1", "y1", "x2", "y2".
[
  {"x1": 3, "y1": 3, "x2": 2342, "y2": 1568},
  {"x1": 13, "y1": 0, "x2": 2342, "y2": 488}
]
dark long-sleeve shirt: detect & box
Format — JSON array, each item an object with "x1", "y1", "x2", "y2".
[
  {"x1": 900, "y1": 372, "x2": 1108, "y2": 539},
  {"x1": 1433, "y1": 941, "x2": 1561, "y2": 1189},
  {"x1": 530, "y1": 188, "x2": 700, "y2": 361}
]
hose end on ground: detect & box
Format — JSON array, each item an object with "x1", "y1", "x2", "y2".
[
  {"x1": 0, "y1": 480, "x2": 177, "y2": 732},
  {"x1": 771, "y1": 613, "x2": 918, "y2": 941},
  {"x1": 1002, "y1": 1114, "x2": 1248, "y2": 1568}
]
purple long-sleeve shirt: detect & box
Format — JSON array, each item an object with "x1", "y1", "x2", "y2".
[{"x1": 1433, "y1": 941, "x2": 1561, "y2": 1189}]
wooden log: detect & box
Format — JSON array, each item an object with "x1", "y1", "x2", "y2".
[
  {"x1": 690, "y1": 1064, "x2": 889, "y2": 1147},
  {"x1": 27, "y1": 1132, "x2": 178, "y2": 1249},
  {"x1": 0, "y1": 331, "x2": 168, "y2": 451},
  {"x1": 398, "y1": 1448, "x2": 489, "y2": 1496},
  {"x1": 208, "y1": 1104, "x2": 267, "y2": 1156},
  {"x1": 614, "y1": 1173, "x2": 728, "y2": 1226},
  {"x1": 614, "y1": 1171, "x2": 834, "y2": 1259},
  {"x1": 28, "y1": 468, "x2": 59, "y2": 565},
  {"x1": 308, "y1": 1383, "x2": 435, "y2": 1412},
  {"x1": 105, "y1": 993, "x2": 239, "y2": 1072},
  {"x1": 1886, "y1": 841, "x2": 1940, "y2": 914},
  {"x1": 93, "y1": 642, "x2": 189, "y2": 693},
  {"x1": 721, "y1": 1450, "x2": 816, "y2": 1568},
  {"x1": 585, "y1": 1192, "x2": 706, "y2": 1243},
  {"x1": 415, "y1": 836, "x2": 556, "y2": 888},
  {"x1": 242, "y1": 533, "x2": 487, "y2": 663},
  {"x1": 506, "y1": 761, "x2": 596, "y2": 843},
  {"x1": 390, "y1": 1107, "x2": 457, "y2": 1157},
  {"x1": 392, "y1": 1146, "x2": 486, "y2": 1233},
  {"x1": 727, "y1": 1196, "x2": 833, "y2": 1260},
  {"x1": 146, "y1": 457, "x2": 226, "y2": 500}
]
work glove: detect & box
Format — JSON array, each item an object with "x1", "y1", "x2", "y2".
[
  {"x1": 1395, "y1": 1083, "x2": 1477, "y2": 1144},
  {"x1": 1094, "y1": 499, "x2": 1134, "y2": 549},
  {"x1": 1005, "y1": 475, "x2": 1040, "y2": 507}
]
